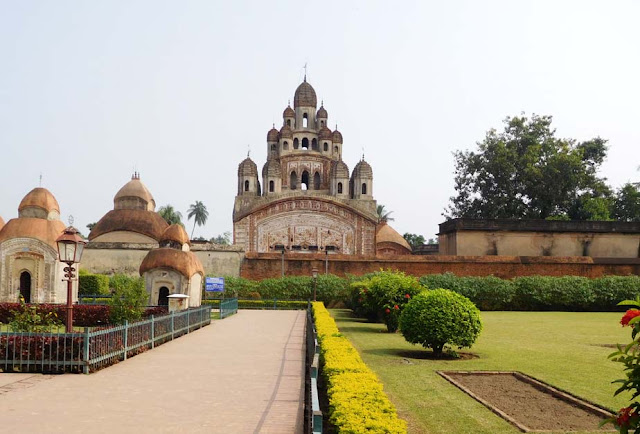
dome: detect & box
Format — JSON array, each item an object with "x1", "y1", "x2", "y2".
[
  {"x1": 293, "y1": 80, "x2": 317, "y2": 108},
  {"x1": 262, "y1": 159, "x2": 282, "y2": 178},
  {"x1": 319, "y1": 126, "x2": 333, "y2": 140},
  {"x1": 267, "y1": 127, "x2": 279, "y2": 142},
  {"x1": 332, "y1": 129, "x2": 343, "y2": 144},
  {"x1": 140, "y1": 248, "x2": 204, "y2": 278},
  {"x1": 376, "y1": 222, "x2": 412, "y2": 253},
  {"x1": 279, "y1": 125, "x2": 293, "y2": 139},
  {"x1": 316, "y1": 106, "x2": 328, "y2": 118},
  {"x1": 353, "y1": 159, "x2": 373, "y2": 178},
  {"x1": 237, "y1": 157, "x2": 258, "y2": 177},
  {"x1": 283, "y1": 105, "x2": 295, "y2": 118},
  {"x1": 160, "y1": 224, "x2": 190, "y2": 246},
  {"x1": 114, "y1": 175, "x2": 156, "y2": 210},
  {"x1": 330, "y1": 160, "x2": 350, "y2": 179},
  {"x1": 0, "y1": 218, "x2": 67, "y2": 249},
  {"x1": 88, "y1": 209, "x2": 169, "y2": 242},
  {"x1": 18, "y1": 188, "x2": 60, "y2": 215}
]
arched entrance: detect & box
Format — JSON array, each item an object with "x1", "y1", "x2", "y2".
[
  {"x1": 158, "y1": 286, "x2": 169, "y2": 306},
  {"x1": 19, "y1": 271, "x2": 31, "y2": 303}
]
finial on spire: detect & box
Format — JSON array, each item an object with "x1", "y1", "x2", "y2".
[
  {"x1": 39, "y1": 173, "x2": 42, "y2": 187},
  {"x1": 247, "y1": 144, "x2": 251, "y2": 158},
  {"x1": 362, "y1": 146, "x2": 365, "y2": 161},
  {"x1": 321, "y1": 99, "x2": 324, "y2": 107},
  {"x1": 288, "y1": 99, "x2": 291, "y2": 106},
  {"x1": 303, "y1": 62, "x2": 308, "y2": 82}
]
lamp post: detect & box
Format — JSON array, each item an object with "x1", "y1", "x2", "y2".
[
  {"x1": 311, "y1": 267, "x2": 318, "y2": 302},
  {"x1": 56, "y1": 226, "x2": 86, "y2": 333}
]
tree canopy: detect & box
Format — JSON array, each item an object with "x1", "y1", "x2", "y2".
[
  {"x1": 447, "y1": 114, "x2": 612, "y2": 220},
  {"x1": 158, "y1": 205, "x2": 183, "y2": 226},
  {"x1": 377, "y1": 204, "x2": 394, "y2": 223},
  {"x1": 187, "y1": 201, "x2": 209, "y2": 239},
  {"x1": 403, "y1": 233, "x2": 425, "y2": 248}
]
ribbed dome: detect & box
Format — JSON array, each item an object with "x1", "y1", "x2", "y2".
[
  {"x1": 319, "y1": 126, "x2": 333, "y2": 140},
  {"x1": 262, "y1": 159, "x2": 282, "y2": 178},
  {"x1": 330, "y1": 160, "x2": 349, "y2": 179},
  {"x1": 279, "y1": 125, "x2": 293, "y2": 139},
  {"x1": 353, "y1": 160, "x2": 373, "y2": 178},
  {"x1": 294, "y1": 80, "x2": 317, "y2": 108},
  {"x1": 18, "y1": 188, "x2": 60, "y2": 214},
  {"x1": 88, "y1": 209, "x2": 169, "y2": 242},
  {"x1": 140, "y1": 248, "x2": 204, "y2": 278},
  {"x1": 238, "y1": 157, "x2": 258, "y2": 177},
  {"x1": 160, "y1": 224, "x2": 190, "y2": 246},
  {"x1": 376, "y1": 222, "x2": 412, "y2": 252},
  {"x1": 267, "y1": 127, "x2": 279, "y2": 142},
  {"x1": 332, "y1": 129, "x2": 343, "y2": 143},
  {"x1": 0, "y1": 218, "x2": 67, "y2": 250},
  {"x1": 316, "y1": 106, "x2": 328, "y2": 118},
  {"x1": 114, "y1": 176, "x2": 155, "y2": 210},
  {"x1": 283, "y1": 105, "x2": 295, "y2": 118}
]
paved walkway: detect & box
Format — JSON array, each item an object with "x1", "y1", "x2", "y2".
[{"x1": 0, "y1": 310, "x2": 306, "y2": 433}]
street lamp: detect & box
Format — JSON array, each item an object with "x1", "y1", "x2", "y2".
[
  {"x1": 56, "y1": 226, "x2": 86, "y2": 333},
  {"x1": 311, "y1": 267, "x2": 318, "y2": 302}
]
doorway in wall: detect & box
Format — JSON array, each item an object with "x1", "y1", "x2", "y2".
[
  {"x1": 19, "y1": 271, "x2": 31, "y2": 303},
  {"x1": 158, "y1": 286, "x2": 169, "y2": 306}
]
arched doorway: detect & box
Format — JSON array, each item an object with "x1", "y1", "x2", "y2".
[
  {"x1": 19, "y1": 271, "x2": 31, "y2": 303},
  {"x1": 313, "y1": 172, "x2": 321, "y2": 190},
  {"x1": 158, "y1": 286, "x2": 169, "y2": 306},
  {"x1": 301, "y1": 171, "x2": 309, "y2": 190}
]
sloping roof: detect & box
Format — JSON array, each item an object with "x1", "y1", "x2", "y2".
[
  {"x1": 160, "y1": 224, "x2": 190, "y2": 246},
  {"x1": 139, "y1": 248, "x2": 204, "y2": 277},
  {"x1": 89, "y1": 209, "x2": 169, "y2": 241},
  {"x1": 114, "y1": 177, "x2": 155, "y2": 207},
  {"x1": 376, "y1": 222, "x2": 412, "y2": 252},
  {"x1": 18, "y1": 188, "x2": 60, "y2": 213},
  {"x1": 0, "y1": 217, "x2": 67, "y2": 249}
]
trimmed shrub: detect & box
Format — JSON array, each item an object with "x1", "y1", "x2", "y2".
[
  {"x1": 109, "y1": 275, "x2": 147, "y2": 324},
  {"x1": 399, "y1": 289, "x2": 482, "y2": 355},
  {"x1": 313, "y1": 302, "x2": 407, "y2": 433},
  {"x1": 78, "y1": 271, "x2": 110, "y2": 296}
]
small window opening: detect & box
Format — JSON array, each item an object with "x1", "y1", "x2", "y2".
[
  {"x1": 320, "y1": 120, "x2": 325, "y2": 127},
  {"x1": 269, "y1": 180, "x2": 274, "y2": 192},
  {"x1": 287, "y1": 119, "x2": 291, "y2": 127},
  {"x1": 283, "y1": 141, "x2": 289, "y2": 150},
  {"x1": 361, "y1": 183, "x2": 367, "y2": 195},
  {"x1": 270, "y1": 144, "x2": 276, "y2": 151},
  {"x1": 337, "y1": 182, "x2": 343, "y2": 194},
  {"x1": 312, "y1": 138, "x2": 318, "y2": 151},
  {"x1": 302, "y1": 138, "x2": 309, "y2": 150},
  {"x1": 314, "y1": 172, "x2": 321, "y2": 190},
  {"x1": 334, "y1": 145, "x2": 339, "y2": 154},
  {"x1": 290, "y1": 171, "x2": 297, "y2": 190},
  {"x1": 303, "y1": 113, "x2": 308, "y2": 128},
  {"x1": 244, "y1": 180, "x2": 250, "y2": 192},
  {"x1": 301, "y1": 171, "x2": 309, "y2": 190},
  {"x1": 294, "y1": 138, "x2": 299, "y2": 149},
  {"x1": 323, "y1": 142, "x2": 328, "y2": 152}
]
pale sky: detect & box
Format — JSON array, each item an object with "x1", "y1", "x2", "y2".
[{"x1": 1, "y1": 1, "x2": 639, "y2": 240}]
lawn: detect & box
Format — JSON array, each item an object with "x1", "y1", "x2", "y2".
[{"x1": 330, "y1": 309, "x2": 631, "y2": 434}]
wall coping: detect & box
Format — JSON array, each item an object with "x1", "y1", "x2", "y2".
[{"x1": 439, "y1": 218, "x2": 640, "y2": 235}]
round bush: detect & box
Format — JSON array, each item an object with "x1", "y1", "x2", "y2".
[{"x1": 399, "y1": 289, "x2": 482, "y2": 355}]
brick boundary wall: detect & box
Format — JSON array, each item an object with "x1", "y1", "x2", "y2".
[{"x1": 240, "y1": 253, "x2": 640, "y2": 280}]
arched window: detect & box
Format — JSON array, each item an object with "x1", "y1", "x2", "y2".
[
  {"x1": 361, "y1": 183, "x2": 367, "y2": 195},
  {"x1": 303, "y1": 113, "x2": 308, "y2": 128},
  {"x1": 334, "y1": 145, "x2": 339, "y2": 154},
  {"x1": 244, "y1": 180, "x2": 250, "y2": 192},
  {"x1": 301, "y1": 171, "x2": 309, "y2": 190},
  {"x1": 287, "y1": 119, "x2": 291, "y2": 127},
  {"x1": 294, "y1": 138, "x2": 299, "y2": 149},
  {"x1": 314, "y1": 172, "x2": 321, "y2": 190},
  {"x1": 323, "y1": 142, "x2": 328, "y2": 152},
  {"x1": 302, "y1": 138, "x2": 309, "y2": 149},
  {"x1": 312, "y1": 138, "x2": 318, "y2": 151},
  {"x1": 271, "y1": 144, "x2": 276, "y2": 151},
  {"x1": 269, "y1": 180, "x2": 274, "y2": 192},
  {"x1": 337, "y1": 182, "x2": 343, "y2": 194},
  {"x1": 320, "y1": 120, "x2": 325, "y2": 127},
  {"x1": 290, "y1": 171, "x2": 297, "y2": 190},
  {"x1": 283, "y1": 141, "x2": 289, "y2": 150}
]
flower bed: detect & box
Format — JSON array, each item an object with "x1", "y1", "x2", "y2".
[{"x1": 312, "y1": 302, "x2": 407, "y2": 433}]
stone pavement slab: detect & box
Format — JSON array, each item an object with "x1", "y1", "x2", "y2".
[{"x1": 0, "y1": 310, "x2": 306, "y2": 433}]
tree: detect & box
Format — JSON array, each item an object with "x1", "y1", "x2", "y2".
[
  {"x1": 447, "y1": 114, "x2": 609, "y2": 220},
  {"x1": 158, "y1": 205, "x2": 183, "y2": 226},
  {"x1": 613, "y1": 184, "x2": 640, "y2": 222},
  {"x1": 403, "y1": 233, "x2": 425, "y2": 248},
  {"x1": 211, "y1": 231, "x2": 231, "y2": 245},
  {"x1": 377, "y1": 204, "x2": 394, "y2": 223},
  {"x1": 86, "y1": 222, "x2": 96, "y2": 231},
  {"x1": 187, "y1": 201, "x2": 209, "y2": 239}
]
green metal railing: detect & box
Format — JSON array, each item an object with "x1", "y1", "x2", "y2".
[
  {"x1": 306, "y1": 304, "x2": 323, "y2": 433},
  {"x1": 0, "y1": 305, "x2": 212, "y2": 374},
  {"x1": 220, "y1": 298, "x2": 238, "y2": 319}
]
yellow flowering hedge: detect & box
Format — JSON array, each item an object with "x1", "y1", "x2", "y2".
[{"x1": 312, "y1": 302, "x2": 407, "y2": 434}]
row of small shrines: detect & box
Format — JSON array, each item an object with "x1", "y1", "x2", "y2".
[{"x1": 0, "y1": 185, "x2": 204, "y2": 306}]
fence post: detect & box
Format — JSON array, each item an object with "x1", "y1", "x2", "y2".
[
  {"x1": 171, "y1": 311, "x2": 175, "y2": 340},
  {"x1": 151, "y1": 315, "x2": 155, "y2": 349},
  {"x1": 83, "y1": 327, "x2": 90, "y2": 375},
  {"x1": 274, "y1": 298, "x2": 277, "y2": 310},
  {"x1": 123, "y1": 320, "x2": 129, "y2": 361},
  {"x1": 187, "y1": 308, "x2": 190, "y2": 334}
]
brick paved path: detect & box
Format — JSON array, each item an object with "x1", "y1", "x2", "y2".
[{"x1": 0, "y1": 310, "x2": 306, "y2": 433}]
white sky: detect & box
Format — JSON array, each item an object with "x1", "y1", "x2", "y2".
[{"x1": 1, "y1": 0, "x2": 639, "y2": 240}]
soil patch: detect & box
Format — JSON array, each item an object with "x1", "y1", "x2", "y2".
[
  {"x1": 397, "y1": 350, "x2": 479, "y2": 361},
  {"x1": 438, "y1": 371, "x2": 614, "y2": 432}
]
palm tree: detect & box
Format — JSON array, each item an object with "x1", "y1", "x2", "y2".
[
  {"x1": 376, "y1": 204, "x2": 395, "y2": 223},
  {"x1": 187, "y1": 201, "x2": 209, "y2": 239},
  {"x1": 158, "y1": 205, "x2": 183, "y2": 226}
]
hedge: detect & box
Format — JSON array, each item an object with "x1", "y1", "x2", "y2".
[
  {"x1": 313, "y1": 302, "x2": 407, "y2": 433},
  {"x1": 419, "y1": 273, "x2": 640, "y2": 311},
  {"x1": 78, "y1": 271, "x2": 110, "y2": 296}
]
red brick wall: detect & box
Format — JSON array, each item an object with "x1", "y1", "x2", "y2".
[{"x1": 240, "y1": 253, "x2": 640, "y2": 280}]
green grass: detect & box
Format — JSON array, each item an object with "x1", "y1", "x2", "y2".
[{"x1": 331, "y1": 309, "x2": 630, "y2": 434}]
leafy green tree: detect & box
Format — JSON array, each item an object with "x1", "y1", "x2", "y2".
[
  {"x1": 613, "y1": 184, "x2": 640, "y2": 222},
  {"x1": 187, "y1": 200, "x2": 209, "y2": 239},
  {"x1": 403, "y1": 233, "x2": 425, "y2": 248},
  {"x1": 86, "y1": 222, "x2": 96, "y2": 231},
  {"x1": 376, "y1": 204, "x2": 394, "y2": 223},
  {"x1": 447, "y1": 114, "x2": 609, "y2": 220},
  {"x1": 109, "y1": 274, "x2": 148, "y2": 324},
  {"x1": 211, "y1": 231, "x2": 231, "y2": 245},
  {"x1": 158, "y1": 204, "x2": 183, "y2": 226}
]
